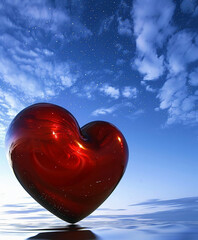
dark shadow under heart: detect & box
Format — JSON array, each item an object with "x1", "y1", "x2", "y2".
[{"x1": 26, "y1": 224, "x2": 99, "y2": 240}]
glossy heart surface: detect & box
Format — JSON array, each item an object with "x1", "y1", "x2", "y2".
[{"x1": 6, "y1": 103, "x2": 128, "y2": 223}]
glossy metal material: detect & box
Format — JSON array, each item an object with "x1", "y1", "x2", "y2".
[{"x1": 6, "y1": 103, "x2": 128, "y2": 223}]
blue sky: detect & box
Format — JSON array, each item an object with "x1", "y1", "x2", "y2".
[{"x1": 0, "y1": 0, "x2": 198, "y2": 209}]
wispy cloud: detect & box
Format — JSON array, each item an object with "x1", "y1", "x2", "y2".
[
  {"x1": 117, "y1": 17, "x2": 132, "y2": 36},
  {"x1": 98, "y1": 15, "x2": 114, "y2": 35},
  {"x1": 122, "y1": 87, "x2": 138, "y2": 98},
  {"x1": 158, "y1": 74, "x2": 198, "y2": 125},
  {"x1": 167, "y1": 31, "x2": 198, "y2": 74},
  {"x1": 132, "y1": 0, "x2": 198, "y2": 126},
  {"x1": 4, "y1": 0, "x2": 92, "y2": 41},
  {"x1": 99, "y1": 84, "x2": 120, "y2": 99},
  {"x1": 73, "y1": 81, "x2": 99, "y2": 99},
  {"x1": 0, "y1": 90, "x2": 25, "y2": 117},
  {"x1": 0, "y1": 39, "x2": 79, "y2": 100},
  {"x1": 141, "y1": 81, "x2": 156, "y2": 93},
  {"x1": 157, "y1": 30, "x2": 198, "y2": 125},
  {"x1": 132, "y1": 0, "x2": 175, "y2": 80},
  {"x1": 189, "y1": 68, "x2": 198, "y2": 86},
  {"x1": 146, "y1": 85, "x2": 156, "y2": 93},
  {"x1": 92, "y1": 105, "x2": 118, "y2": 117},
  {"x1": 0, "y1": 89, "x2": 26, "y2": 145},
  {"x1": 0, "y1": 0, "x2": 90, "y2": 99},
  {"x1": 92, "y1": 102, "x2": 132, "y2": 117},
  {"x1": 126, "y1": 109, "x2": 144, "y2": 120},
  {"x1": 0, "y1": 0, "x2": 91, "y2": 146}
]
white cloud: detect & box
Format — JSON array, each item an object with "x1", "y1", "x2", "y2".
[
  {"x1": 2, "y1": 93, "x2": 24, "y2": 114},
  {"x1": 44, "y1": 88, "x2": 56, "y2": 97},
  {"x1": 167, "y1": 31, "x2": 198, "y2": 74},
  {"x1": 129, "y1": 109, "x2": 144, "y2": 119},
  {"x1": 134, "y1": 109, "x2": 144, "y2": 115},
  {"x1": 132, "y1": 0, "x2": 175, "y2": 80},
  {"x1": 74, "y1": 82, "x2": 99, "y2": 99},
  {"x1": 189, "y1": 69, "x2": 198, "y2": 86},
  {"x1": 0, "y1": 87, "x2": 25, "y2": 146},
  {"x1": 0, "y1": 0, "x2": 88, "y2": 102},
  {"x1": 134, "y1": 54, "x2": 164, "y2": 80},
  {"x1": 156, "y1": 29, "x2": 198, "y2": 126},
  {"x1": 0, "y1": 57, "x2": 77, "y2": 146},
  {"x1": 158, "y1": 74, "x2": 186, "y2": 110},
  {"x1": 146, "y1": 85, "x2": 156, "y2": 93},
  {"x1": 158, "y1": 73, "x2": 198, "y2": 125},
  {"x1": 132, "y1": 0, "x2": 198, "y2": 126},
  {"x1": 182, "y1": 96, "x2": 197, "y2": 112},
  {"x1": 0, "y1": 53, "x2": 43, "y2": 99},
  {"x1": 43, "y1": 49, "x2": 54, "y2": 56},
  {"x1": 122, "y1": 87, "x2": 138, "y2": 98},
  {"x1": 100, "y1": 84, "x2": 120, "y2": 99},
  {"x1": 91, "y1": 102, "x2": 133, "y2": 116},
  {"x1": 92, "y1": 106, "x2": 117, "y2": 116},
  {"x1": 0, "y1": 44, "x2": 78, "y2": 101},
  {"x1": 117, "y1": 18, "x2": 132, "y2": 36},
  {"x1": 119, "y1": 0, "x2": 130, "y2": 12},
  {"x1": 60, "y1": 76, "x2": 77, "y2": 88}
]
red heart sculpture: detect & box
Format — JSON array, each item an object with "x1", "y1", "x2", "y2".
[{"x1": 6, "y1": 103, "x2": 128, "y2": 223}]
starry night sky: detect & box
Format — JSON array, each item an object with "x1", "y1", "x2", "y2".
[{"x1": 0, "y1": 0, "x2": 198, "y2": 207}]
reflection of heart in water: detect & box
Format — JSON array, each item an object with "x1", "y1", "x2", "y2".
[
  {"x1": 27, "y1": 229, "x2": 99, "y2": 240},
  {"x1": 6, "y1": 103, "x2": 128, "y2": 223}
]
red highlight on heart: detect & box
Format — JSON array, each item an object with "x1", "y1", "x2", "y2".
[{"x1": 6, "y1": 103, "x2": 128, "y2": 223}]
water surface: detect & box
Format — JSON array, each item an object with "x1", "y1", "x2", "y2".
[{"x1": 1, "y1": 196, "x2": 198, "y2": 239}]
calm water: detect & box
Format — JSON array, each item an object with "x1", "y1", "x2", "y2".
[{"x1": 1, "y1": 195, "x2": 198, "y2": 240}]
